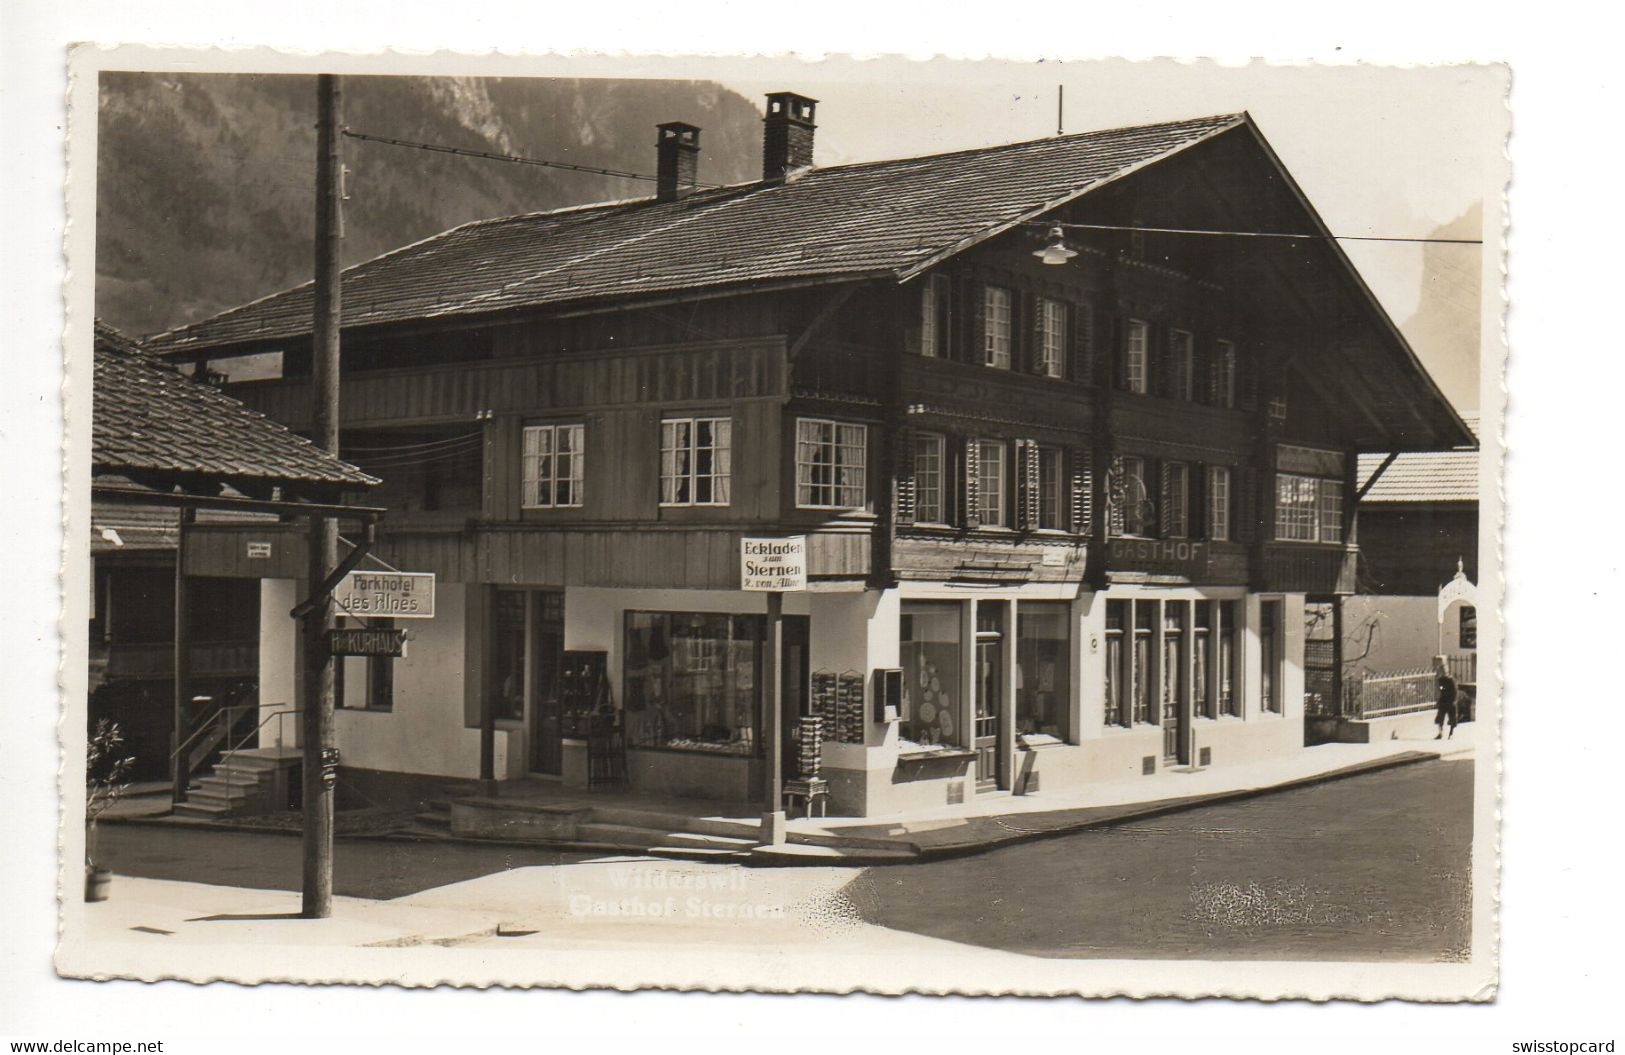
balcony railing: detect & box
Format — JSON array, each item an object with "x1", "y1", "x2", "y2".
[{"x1": 1258, "y1": 543, "x2": 1359, "y2": 594}]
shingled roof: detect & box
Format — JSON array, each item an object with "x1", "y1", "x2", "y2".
[
  {"x1": 1357, "y1": 413, "x2": 1480, "y2": 504},
  {"x1": 93, "y1": 321, "x2": 377, "y2": 490},
  {"x1": 145, "y1": 114, "x2": 1246, "y2": 353}
]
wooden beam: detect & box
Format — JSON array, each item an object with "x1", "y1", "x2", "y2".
[{"x1": 1356, "y1": 451, "x2": 1400, "y2": 501}]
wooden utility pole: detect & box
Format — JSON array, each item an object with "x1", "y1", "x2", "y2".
[{"x1": 301, "y1": 73, "x2": 343, "y2": 919}]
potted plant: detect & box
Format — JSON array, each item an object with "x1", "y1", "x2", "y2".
[{"x1": 85, "y1": 718, "x2": 133, "y2": 902}]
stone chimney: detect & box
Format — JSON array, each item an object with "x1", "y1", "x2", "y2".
[
  {"x1": 655, "y1": 122, "x2": 701, "y2": 202},
  {"x1": 762, "y1": 92, "x2": 817, "y2": 181}
]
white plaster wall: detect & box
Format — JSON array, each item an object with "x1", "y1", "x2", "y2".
[
  {"x1": 257, "y1": 579, "x2": 300, "y2": 749},
  {"x1": 331, "y1": 583, "x2": 518, "y2": 778}
]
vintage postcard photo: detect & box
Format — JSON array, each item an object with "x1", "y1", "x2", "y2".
[{"x1": 57, "y1": 48, "x2": 1507, "y2": 999}]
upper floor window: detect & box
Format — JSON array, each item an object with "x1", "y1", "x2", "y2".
[
  {"x1": 919, "y1": 274, "x2": 950, "y2": 357},
  {"x1": 1168, "y1": 329, "x2": 1194, "y2": 401},
  {"x1": 796, "y1": 418, "x2": 867, "y2": 509},
  {"x1": 1036, "y1": 298, "x2": 1067, "y2": 378},
  {"x1": 522, "y1": 423, "x2": 584, "y2": 508},
  {"x1": 1213, "y1": 340, "x2": 1237, "y2": 408},
  {"x1": 1275, "y1": 472, "x2": 1344, "y2": 543},
  {"x1": 1161, "y1": 461, "x2": 1190, "y2": 538},
  {"x1": 1037, "y1": 447, "x2": 1064, "y2": 530},
  {"x1": 976, "y1": 440, "x2": 1008, "y2": 527},
  {"x1": 660, "y1": 416, "x2": 732, "y2": 506},
  {"x1": 913, "y1": 432, "x2": 945, "y2": 524},
  {"x1": 1124, "y1": 319, "x2": 1150, "y2": 394},
  {"x1": 1207, "y1": 465, "x2": 1232, "y2": 542},
  {"x1": 983, "y1": 286, "x2": 1013, "y2": 369},
  {"x1": 1117, "y1": 455, "x2": 1150, "y2": 536}
]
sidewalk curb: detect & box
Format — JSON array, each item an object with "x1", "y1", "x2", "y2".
[
  {"x1": 889, "y1": 749, "x2": 1449, "y2": 865},
  {"x1": 103, "y1": 749, "x2": 1457, "y2": 868}
]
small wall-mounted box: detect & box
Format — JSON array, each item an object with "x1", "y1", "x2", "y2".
[{"x1": 873, "y1": 667, "x2": 903, "y2": 722}]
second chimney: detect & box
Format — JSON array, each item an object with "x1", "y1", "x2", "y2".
[
  {"x1": 762, "y1": 91, "x2": 818, "y2": 181},
  {"x1": 655, "y1": 122, "x2": 701, "y2": 202}
]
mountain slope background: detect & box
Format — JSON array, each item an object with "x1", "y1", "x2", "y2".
[
  {"x1": 96, "y1": 73, "x2": 765, "y2": 337},
  {"x1": 1396, "y1": 203, "x2": 1482, "y2": 413}
]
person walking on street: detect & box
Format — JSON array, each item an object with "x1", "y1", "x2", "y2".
[{"x1": 1433, "y1": 655, "x2": 1459, "y2": 740}]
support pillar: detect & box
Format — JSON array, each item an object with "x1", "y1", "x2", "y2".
[
  {"x1": 759, "y1": 590, "x2": 786, "y2": 845},
  {"x1": 171, "y1": 506, "x2": 195, "y2": 803}
]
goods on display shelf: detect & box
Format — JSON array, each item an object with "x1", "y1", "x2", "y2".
[
  {"x1": 797, "y1": 715, "x2": 824, "y2": 778},
  {"x1": 836, "y1": 670, "x2": 865, "y2": 744},
  {"x1": 812, "y1": 671, "x2": 838, "y2": 732}
]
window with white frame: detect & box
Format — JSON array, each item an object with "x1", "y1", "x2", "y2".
[
  {"x1": 976, "y1": 440, "x2": 1008, "y2": 527},
  {"x1": 1119, "y1": 455, "x2": 1149, "y2": 536},
  {"x1": 920, "y1": 274, "x2": 949, "y2": 357},
  {"x1": 1037, "y1": 298, "x2": 1066, "y2": 378},
  {"x1": 1037, "y1": 447, "x2": 1063, "y2": 530},
  {"x1": 913, "y1": 431, "x2": 945, "y2": 523},
  {"x1": 522, "y1": 423, "x2": 584, "y2": 508},
  {"x1": 1162, "y1": 461, "x2": 1190, "y2": 538},
  {"x1": 660, "y1": 416, "x2": 732, "y2": 506},
  {"x1": 1214, "y1": 340, "x2": 1237, "y2": 408},
  {"x1": 1169, "y1": 329, "x2": 1194, "y2": 401},
  {"x1": 1124, "y1": 319, "x2": 1150, "y2": 394},
  {"x1": 983, "y1": 286, "x2": 1012, "y2": 369},
  {"x1": 796, "y1": 418, "x2": 867, "y2": 509},
  {"x1": 1275, "y1": 473, "x2": 1344, "y2": 542},
  {"x1": 1207, "y1": 465, "x2": 1231, "y2": 541}
]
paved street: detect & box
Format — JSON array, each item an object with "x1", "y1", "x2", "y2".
[
  {"x1": 97, "y1": 758, "x2": 1472, "y2": 962},
  {"x1": 844, "y1": 758, "x2": 1474, "y2": 961}
]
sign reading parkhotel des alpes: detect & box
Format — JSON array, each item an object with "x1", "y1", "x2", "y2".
[{"x1": 333, "y1": 571, "x2": 436, "y2": 618}]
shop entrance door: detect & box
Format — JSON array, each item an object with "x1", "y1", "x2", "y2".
[
  {"x1": 528, "y1": 592, "x2": 566, "y2": 776},
  {"x1": 974, "y1": 604, "x2": 1005, "y2": 793}
]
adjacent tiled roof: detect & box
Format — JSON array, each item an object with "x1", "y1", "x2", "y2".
[
  {"x1": 93, "y1": 321, "x2": 377, "y2": 488},
  {"x1": 1357, "y1": 413, "x2": 1480, "y2": 503},
  {"x1": 145, "y1": 114, "x2": 1247, "y2": 353},
  {"x1": 90, "y1": 502, "x2": 276, "y2": 554}
]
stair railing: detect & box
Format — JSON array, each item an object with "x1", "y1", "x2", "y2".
[
  {"x1": 169, "y1": 702, "x2": 258, "y2": 805},
  {"x1": 215, "y1": 708, "x2": 305, "y2": 807}
]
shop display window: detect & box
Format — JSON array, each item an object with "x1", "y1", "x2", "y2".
[
  {"x1": 1259, "y1": 599, "x2": 1282, "y2": 713},
  {"x1": 899, "y1": 602, "x2": 963, "y2": 748},
  {"x1": 1132, "y1": 600, "x2": 1155, "y2": 723},
  {"x1": 1104, "y1": 600, "x2": 1127, "y2": 726},
  {"x1": 1193, "y1": 601, "x2": 1213, "y2": 719},
  {"x1": 623, "y1": 611, "x2": 763, "y2": 755},
  {"x1": 1219, "y1": 600, "x2": 1239, "y2": 716},
  {"x1": 1017, "y1": 602, "x2": 1070, "y2": 742}
]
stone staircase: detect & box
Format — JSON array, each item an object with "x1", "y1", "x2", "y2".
[{"x1": 172, "y1": 747, "x2": 300, "y2": 820}]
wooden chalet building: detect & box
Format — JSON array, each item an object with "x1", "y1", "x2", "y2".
[{"x1": 147, "y1": 98, "x2": 1473, "y2": 816}]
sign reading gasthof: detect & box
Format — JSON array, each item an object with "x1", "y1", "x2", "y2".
[
  {"x1": 334, "y1": 571, "x2": 436, "y2": 619},
  {"x1": 741, "y1": 536, "x2": 807, "y2": 592}
]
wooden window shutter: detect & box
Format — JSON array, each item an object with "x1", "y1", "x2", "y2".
[
  {"x1": 1019, "y1": 290, "x2": 1037, "y2": 374},
  {"x1": 1111, "y1": 314, "x2": 1126, "y2": 389},
  {"x1": 968, "y1": 279, "x2": 987, "y2": 365},
  {"x1": 1191, "y1": 461, "x2": 1206, "y2": 538},
  {"x1": 1241, "y1": 354, "x2": 1259, "y2": 411},
  {"x1": 1107, "y1": 457, "x2": 1126, "y2": 537},
  {"x1": 1159, "y1": 461, "x2": 1174, "y2": 537},
  {"x1": 1070, "y1": 448, "x2": 1093, "y2": 536},
  {"x1": 1206, "y1": 342, "x2": 1221, "y2": 406},
  {"x1": 894, "y1": 425, "x2": 916, "y2": 527},
  {"x1": 1017, "y1": 441, "x2": 1040, "y2": 530},
  {"x1": 1071, "y1": 301, "x2": 1094, "y2": 384},
  {"x1": 962, "y1": 436, "x2": 981, "y2": 529}
]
